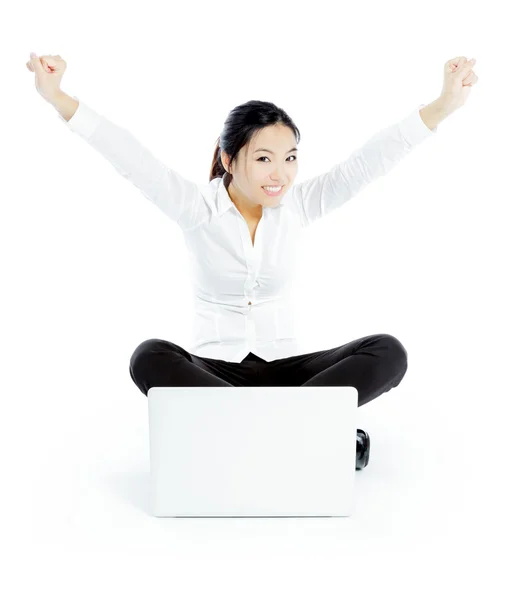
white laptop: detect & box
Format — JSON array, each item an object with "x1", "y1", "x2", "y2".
[{"x1": 147, "y1": 386, "x2": 358, "y2": 517}]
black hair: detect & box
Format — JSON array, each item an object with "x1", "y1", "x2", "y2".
[{"x1": 209, "y1": 100, "x2": 301, "y2": 187}]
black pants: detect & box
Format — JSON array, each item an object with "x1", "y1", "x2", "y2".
[{"x1": 129, "y1": 333, "x2": 408, "y2": 408}]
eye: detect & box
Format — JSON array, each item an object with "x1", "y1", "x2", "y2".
[{"x1": 258, "y1": 155, "x2": 297, "y2": 162}]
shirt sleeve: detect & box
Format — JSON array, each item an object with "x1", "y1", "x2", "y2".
[
  {"x1": 57, "y1": 97, "x2": 211, "y2": 231},
  {"x1": 291, "y1": 104, "x2": 437, "y2": 228}
]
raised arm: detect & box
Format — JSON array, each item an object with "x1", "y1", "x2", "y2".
[
  {"x1": 53, "y1": 93, "x2": 211, "y2": 231},
  {"x1": 27, "y1": 52, "x2": 210, "y2": 231},
  {"x1": 290, "y1": 104, "x2": 437, "y2": 228}
]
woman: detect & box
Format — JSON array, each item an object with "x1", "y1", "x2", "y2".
[{"x1": 27, "y1": 52, "x2": 478, "y2": 470}]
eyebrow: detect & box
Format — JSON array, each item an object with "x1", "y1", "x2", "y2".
[{"x1": 253, "y1": 147, "x2": 298, "y2": 154}]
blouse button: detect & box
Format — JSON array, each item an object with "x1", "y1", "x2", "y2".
[{"x1": 248, "y1": 301, "x2": 252, "y2": 305}]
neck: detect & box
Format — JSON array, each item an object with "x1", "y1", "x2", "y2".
[{"x1": 227, "y1": 182, "x2": 263, "y2": 220}]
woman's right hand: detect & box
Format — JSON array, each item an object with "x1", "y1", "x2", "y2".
[{"x1": 26, "y1": 53, "x2": 67, "y2": 103}]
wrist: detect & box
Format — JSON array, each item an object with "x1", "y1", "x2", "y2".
[
  {"x1": 420, "y1": 98, "x2": 451, "y2": 131},
  {"x1": 47, "y1": 89, "x2": 66, "y2": 107},
  {"x1": 48, "y1": 91, "x2": 79, "y2": 122}
]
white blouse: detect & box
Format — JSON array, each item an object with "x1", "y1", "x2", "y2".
[{"x1": 58, "y1": 99, "x2": 437, "y2": 362}]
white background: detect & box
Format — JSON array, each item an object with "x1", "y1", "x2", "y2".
[{"x1": 3, "y1": 0, "x2": 511, "y2": 597}]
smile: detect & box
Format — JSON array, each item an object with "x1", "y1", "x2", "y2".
[{"x1": 262, "y1": 186, "x2": 283, "y2": 196}]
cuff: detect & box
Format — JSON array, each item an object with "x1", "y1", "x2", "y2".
[
  {"x1": 57, "y1": 96, "x2": 102, "y2": 139},
  {"x1": 398, "y1": 103, "x2": 438, "y2": 147}
]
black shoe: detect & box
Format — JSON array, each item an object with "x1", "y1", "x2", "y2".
[{"x1": 356, "y1": 428, "x2": 370, "y2": 470}]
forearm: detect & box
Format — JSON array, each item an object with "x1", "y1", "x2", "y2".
[
  {"x1": 419, "y1": 98, "x2": 451, "y2": 131},
  {"x1": 48, "y1": 90, "x2": 79, "y2": 122}
]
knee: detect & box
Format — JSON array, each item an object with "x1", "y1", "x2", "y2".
[
  {"x1": 380, "y1": 334, "x2": 408, "y2": 370},
  {"x1": 129, "y1": 338, "x2": 187, "y2": 377},
  {"x1": 129, "y1": 338, "x2": 164, "y2": 377}
]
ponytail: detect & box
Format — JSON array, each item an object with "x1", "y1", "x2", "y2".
[{"x1": 209, "y1": 137, "x2": 232, "y2": 187}]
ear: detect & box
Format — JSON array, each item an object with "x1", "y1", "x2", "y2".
[{"x1": 220, "y1": 150, "x2": 231, "y2": 173}]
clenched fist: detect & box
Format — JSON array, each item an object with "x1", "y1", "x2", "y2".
[
  {"x1": 439, "y1": 56, "x2": 479, "y2": 114},
  {"x1": 26, "y1": 52, "x2": 67, "y2": 103}
]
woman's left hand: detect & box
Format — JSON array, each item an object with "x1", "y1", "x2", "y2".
[{"x1": 438, "y1": 56, "x2": 479, "y2": 115}]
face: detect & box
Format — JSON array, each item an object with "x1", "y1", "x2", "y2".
[{"x1": 221, "y1": 124, "x2": 298, "y2": 214}]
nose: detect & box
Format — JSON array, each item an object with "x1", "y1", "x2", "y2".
[{"x1": 271, "y1": 169, "x2": 286, "y2": 184}]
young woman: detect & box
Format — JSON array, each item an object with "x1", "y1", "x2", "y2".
[{"x1": 27, "y1": 52, "x2": 477, "y2": 470}]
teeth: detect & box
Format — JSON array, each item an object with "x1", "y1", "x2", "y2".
[{"x1": 263, "y1": 186, "x2": 282, "y2": 192}]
